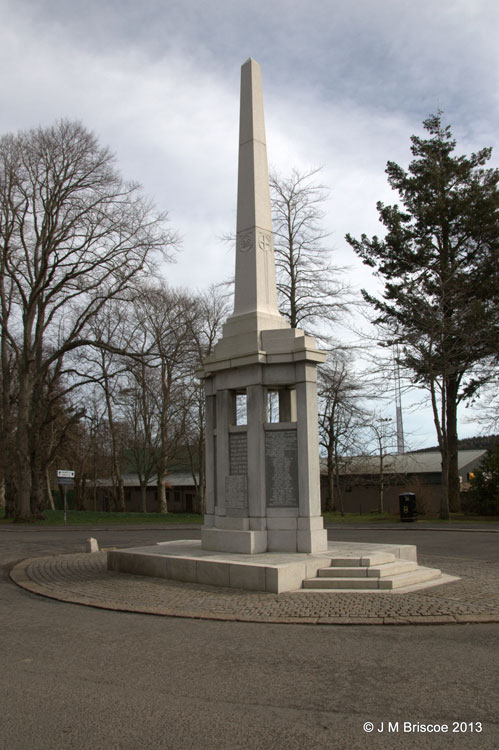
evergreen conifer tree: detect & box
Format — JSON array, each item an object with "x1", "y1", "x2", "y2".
[{"x1": 346, "y1": 113, "x2": 499, "y2": 518}]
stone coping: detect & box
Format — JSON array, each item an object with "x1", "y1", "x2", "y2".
[{"x1": 10, "y1": 551, "x2": 499, "y2": 626}]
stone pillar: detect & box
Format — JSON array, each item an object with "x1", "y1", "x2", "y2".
[
  {"x1": 296, "y1": 365, "x2": 321, "y2": 516},
  {"x1": 204, "y1": 385, "x2": 216, "y2": 525},
  {"x1": 215, "y1": 389, "x2": 232, "y2": 517},
  {"x1": 278, "y1": 389, "x2": 294, "y2": 423},
  {"x1": 295, "y1": 364, "x2": 327, "y2": 552},
  {"x1": 247, "y1": 383, "x2": 266, "y2": 520}
]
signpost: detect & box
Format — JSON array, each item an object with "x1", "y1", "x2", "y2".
[{"x1": 57, "y1": 470, "x2": 75, "y2": 524}]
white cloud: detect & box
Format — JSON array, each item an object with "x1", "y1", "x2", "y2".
[{"x1": 1, "y1": 0, "x2": 497, "y2": 445}]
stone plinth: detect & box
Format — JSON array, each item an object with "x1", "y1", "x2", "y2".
[
  {"x1": 201, "y1": 345, "x2": 328, "y2": 554},
  {"x1": 108, "y1": 540, "x2": 421, "y2": 594}
]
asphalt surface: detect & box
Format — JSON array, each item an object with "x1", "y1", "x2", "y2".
[{"x1": 1, "y1": 523, "x2": 498, "y2": 749}]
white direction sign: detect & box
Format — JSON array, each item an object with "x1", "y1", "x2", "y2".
[{"x1": 57, "y1": 469, "x2": 75, "y2": 485}]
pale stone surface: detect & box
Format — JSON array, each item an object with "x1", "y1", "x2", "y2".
[
  {"x1": 265, "y1": 563, "x2": 306, "y2": 594},
  {"x1": 298, "y1": 516, "x2": 324, "y2": 530},
  {"x1": 86, "y1": 538, "x2": 99, "y2": 553},
  {"x1": 229, "y1": 562, "x2": 267, "y2": 591},
  {"x1": 196, "y1": 59, "x2": 327, "y2": 556},
  {"x1": 297, "y1": 529, "x2": 329, "y2": 553},
  {"x1": 266, "y1": 517, "x2": 298, "y2": 530},
  {"x1": 196, "y1": 560, "x2": 231, "y2": 587},
  {"x1": 223, "y1": 58, "x2": 286, "y2": 336},
  {"x1": 107, "y1": 541, "x2": 433, "y2": 594},
  {"x1": 201, "y1": 528, "x2": 268, "y2": 554},
  {"x1": 267, "y1": 530, "x2": 299, "y2": 552}
]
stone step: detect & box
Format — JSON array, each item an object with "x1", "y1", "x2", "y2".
[
  {"x1": 303, "y1": 577, "x2": 383, "y2": 590},
  {"x1": 378, "y1": 567, "x2": 442, "y2": 589},
  {"x1": 329, "y1": 553, "x2": 397, "y2": 567},
  {"x1": 303, "y1": 566, "x2": 443, "y2": 591},
  {"x1": 317, "y1": 560, "x2": 418, "y2": 578}
]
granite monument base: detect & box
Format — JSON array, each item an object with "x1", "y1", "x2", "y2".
[
  {"x1": 105, "y1": 540, "x2": 451, "y2": 595},
  {"x1": 201, "y1": 526, "x2": 328, "y2": 554}
]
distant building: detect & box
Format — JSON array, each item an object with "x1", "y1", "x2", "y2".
[
  {"x1": 320, "y1": 450, "x2": 486, "y2": 514},
  {"x1": 94, "y1": 472, "x2": 200, "y2": 514}
]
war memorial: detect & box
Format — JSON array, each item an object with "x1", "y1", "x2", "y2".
[{"x1": 108, "y1": 60, "x2": 452, "y2": 594}]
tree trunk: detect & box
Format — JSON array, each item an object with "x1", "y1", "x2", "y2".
[
  {"x1": 74, "y1": 477, "x2": 88, "y2": 511},
  {"x1": 103, "y1": 364, "x2": 125, "y2": 513},
  {"x1": 44, "y1": 467, "x2": 55, "y2": 510},
  {"x1": 140, "y1": 482, "x2": 147, "y2": 513},
  {"x1": 440, "y1": 450, "x2": 450, "y2": 519},
  {"x1": 3, "y1": 472, "x2": 16, "y2": 518},
  {"x1": 326, "y1": 447, "x2": 335, "y2": 512},
  {"x1": 15, "y1": 373, "x2": 33, "y2": 520},
  {"x1": 378, "y1": 449, "x2": 384, "y2": 514},
  {"x1": 158, "y1": 475, "x2": 168, "y2": 514},
  {"x1": 336, "y1": 467, "x2": 344, "y2": 516},
  {"x1": 116, "y1": 472, "x2": 125, "y2": 513},
  {"x1": 31, "y1": 451, "x2": 46, "y2": 517},
  {"x1": 446, "y1": 376, "x2": 460, "y2": 512},
  {"x1": 334, "y1": 447, "x2": 344, "y2": 516},
  {"x1": 429, "y1": 379, "x2": 450, "y2": 520}
]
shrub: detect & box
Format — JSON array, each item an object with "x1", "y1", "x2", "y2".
[{"x1": 468, "y1": 444, "x2": 499, "y2": 515}]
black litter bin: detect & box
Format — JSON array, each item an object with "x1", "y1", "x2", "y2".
[{"x1": 399, "y1": 492, "x2": 417, "y2": 522}]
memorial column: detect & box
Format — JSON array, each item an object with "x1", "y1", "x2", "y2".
[
  {"x1": 295, "y1": 364, "x2": 322, "y2": 518},
  {"x1": 203, "y1": 384, "x2": 216, "y2": 525},
  {"x1": 246, "y1": 382, "x2": 267, "y2": 521},
  {"x1": 215, "y1": 388, "x2": 232, "y2": 516}
]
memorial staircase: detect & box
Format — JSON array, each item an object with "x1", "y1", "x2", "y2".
[{"x1": 302, "y1": 552, "x2": 443, "y2": 591}]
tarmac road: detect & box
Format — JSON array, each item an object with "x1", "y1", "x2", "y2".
[{"x1": 1, "y1": 524, "x2": 498, "y2": 750}]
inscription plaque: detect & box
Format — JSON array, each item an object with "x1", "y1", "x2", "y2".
[
  {"x1": 265, "y1": 429, "x2": 298, "y2": 507},
  {"x1": 225, "y1": 475, "x2": 248, "y2": 510},
  {"x1": 229, "y1": 432, "x2": 247, "y2": 475}
]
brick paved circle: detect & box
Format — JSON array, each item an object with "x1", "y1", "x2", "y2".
[{"x1": 10, "y1": 551, "x2": 499, "y2": 625}]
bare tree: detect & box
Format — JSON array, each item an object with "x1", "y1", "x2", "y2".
[
  {"x1": 318, "y1": 355, "x2": 367, "y2": 514},
  {"x1": 82, "y1": 301, "x2": 139, "y2": 512},
  {"x1": 270, "y1": 168, "x2": 350, "y2": 341},
  {"x1": 119, "y1": 361, "x2": 159, "y2": 513},
  {"x1": 220, "y1": 168, "x2": 350, "y2": 343},
  {"x1": 0, "y1": 120, "x2": 178, "y2": 520},
  {"x1": 75, "y1": 393, "x2": 114, "y2": 511},
  {"x1": 30, "y1": 372, "x2": 85, "y2": 514},
  {"x1": 365, "y1": 416, "x2": 399, "y2": 513},
  {"x1": 188, "y1": 285, "x2": 230, "y2": 511},
  {"x1": 130, "y1": 284, "x2": 200, "y2": 513}
]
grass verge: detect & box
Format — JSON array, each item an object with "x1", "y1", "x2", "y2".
[
  {"x1": 0, "y1": 510, "x2": 203, "y2": 526},
  {"x1": 322, "y1": 511, "x2": 499, "y2": 524}
]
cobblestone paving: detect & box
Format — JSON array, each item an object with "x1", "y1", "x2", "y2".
[{"x1": 10, "y1": 551, "x2": 499, "y2": 625}]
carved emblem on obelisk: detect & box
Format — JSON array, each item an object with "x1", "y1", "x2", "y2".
[
  {"x1": 258, "y1": 232, "x2": 271, "y2": 252},
  {"x1": 237, "y1": 231, "x2": 253, "y2": 253}
]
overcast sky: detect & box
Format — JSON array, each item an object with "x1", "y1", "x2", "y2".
[{"x1": 1, "y1": 0, "x2": 497, "y2": 447}]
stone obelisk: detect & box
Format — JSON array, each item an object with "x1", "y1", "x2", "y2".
[
  {"x1": 213, "y1": 58, "x2": 289, "y2": 356},
  {"x1": 201, "y1": 59, "x2": 328, "y2": 554}
]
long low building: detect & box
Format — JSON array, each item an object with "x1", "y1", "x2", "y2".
[
  {"x1": 319, "y1": 450, "x2": 486, "y2": 515},
  {"x1": 90, "y1": 450, "x2": 485, "y2": 516},
  {"x1": 93, "y1": 472, "x2": 201, "y2": 514}
]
